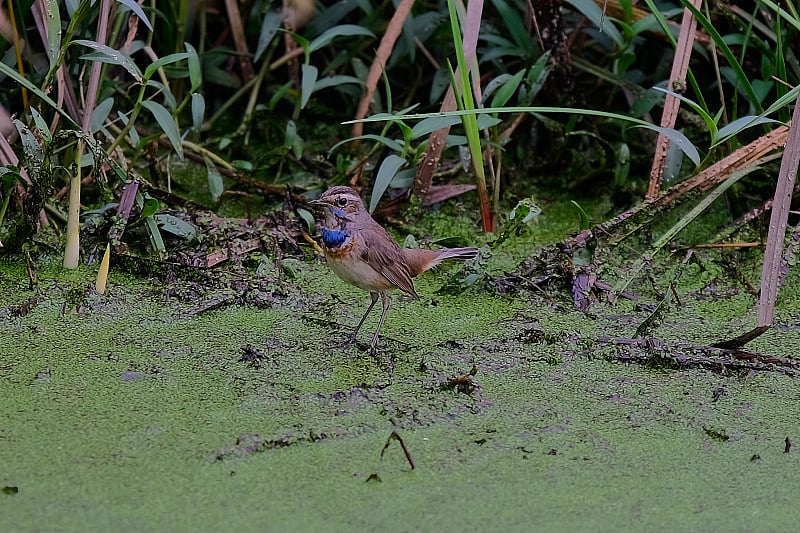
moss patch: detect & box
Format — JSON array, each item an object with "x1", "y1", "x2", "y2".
[{"x1": 2, "y1": 243, "x2": 800, "y2": 531}]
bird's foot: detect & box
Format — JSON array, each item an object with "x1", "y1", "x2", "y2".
[{"x1": 332, "y1": 332, "x2": 358, "y2": 349}]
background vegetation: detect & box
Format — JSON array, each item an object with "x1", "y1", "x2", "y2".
[{"x1": 0, "y1": 0, "x2": 798, "y2": 329}]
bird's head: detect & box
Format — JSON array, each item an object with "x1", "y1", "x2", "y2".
[{"x1": 309, "y1": 186, "x2": 363, "y2": 224}]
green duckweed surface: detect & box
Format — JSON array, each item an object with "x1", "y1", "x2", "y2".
[{"x1": 2, "y1": 247, "x2": 800, "y2": 532}]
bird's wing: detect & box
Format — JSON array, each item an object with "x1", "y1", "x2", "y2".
[{"x1": 363, "y1": 232, "x2": 419, "y2": 299}]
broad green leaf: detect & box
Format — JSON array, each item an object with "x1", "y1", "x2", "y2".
[
  {"x1": 631, "y1": 9, "x2": 682, "y2": 36},
  {"x1": 91, "y1": 97, "x2": 114, "y2": 133},
  {"x1": 64, "y1": 0, "x2": 79, "y2": 16},
  {"x1": 297, "y1": 208, "x2": 315, "y2": 233},
  {"x1": 430, "y1": 67, "x2": 450, "y2": 103},
  {"x1": 185, "y1": 42, "x2": 201, "y2": 91},
  {"x1": 284, "y1": 120, "x2": 304, "y2": 158},
  {"x1": 410, "y1": 114, "x2": 500, "y2": 139},
  {"x1": 307, "y1": 24, "x2": 375, "y2": 53},
  {"x1": 653, "y1": 86, "x2": 717, "y2": 140},
  {"x1": 191, "y1": 93, "x2": 205, "y2": 132},
  {"x1": 300, "y1": 64, "x2": 317, "y2": 109},
  {"x1": 144, "y1": 52, "x2": 188, "y2": 81},
  {"x1": 154, "y1": 213, "x2": 197, "y2": 238},
  {"x1": 751, "y1": 79, "x2": 774, "y2": 106},
  {"x1": 139, "y1": 194, "x2": 159, "y2": 218},
  {"x1": 521, "y1": 51, "x2": 551, "y2": 103},
  {"x1": 255, "y1": 10, "x2": 284, "y2": 62},
  {"x1": 146, "y1": 79, "x2": 177, "y2": 111},
  {"x1": 313, "y1": 75, "x2": 362, "y2": 92},
  {"x1": 29, "y1": 107, "x2": 52, "y2": 142},
  {"x1": 480, "y1": 46, "x2": 528, "y2": 64},
  {"x1": 490, "y1": 0, "x2": 534, "y2": 51},
  {"x1": 489, "y1": 70, "x2": 525, "y2": 108},
  {"x1": 141, "y1": 100, "x2": 183, "y2": 159},
  {"x1": 630, "y1": 88, "x2": 664, "y2": 117},
  {"x1": 492, "y1": 70, "x2": 525, "y2": 107},
  {"x1": 116, "y1": 0, "x2": 154, "y2": 32},
  {"x1": 307, "y1": 0, "x2": 359, "y2": 31},
  {"x1": 445, "y1": 134, "x2": 468, "y2": 146},
  {"x1": 369, "y1": 155, "x2": 405, "y2": 213},
  {"x1": 646, "y1": 125, "x2": 701, "y2": 165},
  {"x1": 411, "y1": 115, "x2": 464, "y2": 139},
  {"x1": 116, "y1": 110, "x2": 140, "y2": 144},
  {"x1": 203, "y1": 155, "x2": 224, "y2": 202},
  {"x1": 717, "y1": 116, "x2": 780, "y2": 139},
  {"x1": 41, "y1": 0, "x2": 61, "y2": 70},
  {"x1": 614, "y1": 142, "x2": 631, "y2": 184},
  {"x1": 203, "y1": 61, "x2": 241, "y2": 88},
  {"x1": 390, "y1": 167, "x2": 416, "y2": 189},
  {"x1": 483, "y1": 74, "x2": 513, "y2": 102},
  {"x1": 144, "y1": 216, "x2": 165, "y2": 253},
  {"x1": 74, "y1": 40, "x2": 142, "y2": 82}
]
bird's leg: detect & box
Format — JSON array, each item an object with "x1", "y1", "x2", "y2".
[
  {"x1": 349, "y1": 291, "x2": 380, "y2": 345},
  {"x1": 369, "y1": 291, "x2": 392, "y2": 355}
]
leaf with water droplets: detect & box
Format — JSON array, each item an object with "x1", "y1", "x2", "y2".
[
  {"x1": 41, "y1": 0, "x2": 61, "y2": 71},
  {"x1": 73, "y1": 39, "x2": 143, "y2": 82},
  {"x1": 116, "y1": 0, "x2": 154, "y2": 32},
  {"x1": 13, "y1": 120, "x2": 44, "y2": 166},
  {"x1": 29, "y1": 108, "x2": 52, "y2": 143}
]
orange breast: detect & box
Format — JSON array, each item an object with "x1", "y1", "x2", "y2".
[{"x1": 324, "y1": 238, "x2": 355, "y2": 259}]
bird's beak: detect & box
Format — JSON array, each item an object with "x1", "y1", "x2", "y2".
[{"x1": 308, "y1": 198, "x2": 330, "y2": 210}]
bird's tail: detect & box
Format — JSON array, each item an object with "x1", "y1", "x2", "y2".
[
  {"x1": 437, "y1": 247, "x2": 479, "y2": 261},
  {"x1": 402, "y1": 247, "x2": 479, "y2": 277}
]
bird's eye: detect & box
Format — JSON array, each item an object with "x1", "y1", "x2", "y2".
[{"x1": 336, "y1": 197, "x2": 348, "y2": 207}]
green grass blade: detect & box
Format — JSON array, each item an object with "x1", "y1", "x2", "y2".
[
  {"x1": 613, "y1": 162, "x2": 763, "y2": 296},
  {"x1": 679, "y1": 0, "x2": 762, "y2": 113}
]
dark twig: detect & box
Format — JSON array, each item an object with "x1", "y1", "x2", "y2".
[
  {"x1": 380, "y1": 430, "x2": 416, "y2": 470},
  {"x1": 596, "y1": 335, "x2": 799, "y2": 375}
]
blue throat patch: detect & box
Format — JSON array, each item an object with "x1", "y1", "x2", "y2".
[{"x1": 322, "y1": 228, "x2": 348, "y2": 248}]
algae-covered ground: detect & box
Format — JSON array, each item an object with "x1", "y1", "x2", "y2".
[{"x1": 2, "y1": 211, "x2": 800, "y2": 531}]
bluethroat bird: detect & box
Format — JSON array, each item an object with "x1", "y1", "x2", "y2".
[{"x1": 310, "y1": 185, "x2": 478, "y2": 354}]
